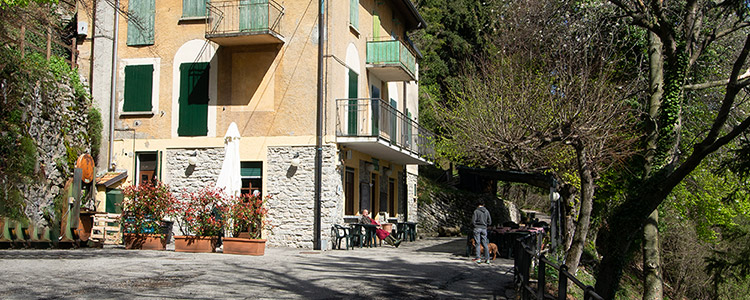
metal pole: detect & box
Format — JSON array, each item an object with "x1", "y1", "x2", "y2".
[
  {"x1": 108, "y1": 0, "x2": 120, "y2": 171},
  {"x1": 313, "y1": 0, "x2": 325, "y2": 250}
]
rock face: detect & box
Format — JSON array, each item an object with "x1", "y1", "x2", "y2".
[
  {"x1": 418, "y1": 186, "x2": 519, "y2": 237},
  {"x1": 265, "y1": 145, "x2": 342, "y2": 249},
  {"x1": 13, "y1": 79, "x2": 93, "y2": 226}
]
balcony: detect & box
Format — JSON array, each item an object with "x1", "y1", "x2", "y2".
[
  {"x1": 366, "y1": 39, "x2": 417, "y2": 82},
  {"x1": 206, "y1": 0, "x2": 284, "y2": 46},
  {"x1": 336, "y1": 98, "x2": 434, "y2": 165}
]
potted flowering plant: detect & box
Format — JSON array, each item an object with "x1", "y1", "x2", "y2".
[
  {"x1": 173, "y1": 186, "x2": 226, "y2": 253},
  {"x1": 120, "y1": 181, "x2": 177, "y2": 250},
  {"x1": 223, "y1": 193, "x2": 272, "y2": 255}
]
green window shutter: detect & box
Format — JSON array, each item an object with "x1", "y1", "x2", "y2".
[
  {"x1": 347, "y1": 69, "x2": 358, "y2": 136},
  {"x1": 370, "y1": 86, "x2": 380, "y2": 135},
  {"x1": 406, "y1": 110, "x2": 412, "y2": 147},
  {"x1": 373, "y1": 12, "x2": 380, "y2": 40},
  {"x1": 240, "y1": 162, "x2": 262, "y2": 177},
  {"x1": 390, "y1": 99, "x2": 397, "y2": 142},
  {"x1": 240, "y1": 0, "x2": 269, "y2": 31},
  {"x1": 127, "y1": 0, "x2": 155, "y2": 46},
  {"x1": 349, "y1": 0, "x2": 358, "y2": 29},
  {"x1": 178, "y1": 62, "x2": 210, "y2": 136},
  {"x1": 123, "y1": 65, "x2": 153, "y2": 112},
  {"x1": 183, "y1": 0, "x2": 207, "y2": 18}
]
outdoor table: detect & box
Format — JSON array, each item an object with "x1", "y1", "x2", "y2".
[
  {"x1": 488, "y1": 226, "x2": 545, "y2": 258},
  {"x1": 348, "y1": 224, "x2": 366, "y2": 248},
  {"x1": 360, "y1": 224, "x2": 378, "y2": 247}
]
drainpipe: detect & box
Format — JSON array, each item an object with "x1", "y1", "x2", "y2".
[
  {"x1": 107, "y1": 0, "x2": 120, "y2": 171},
  {"x1": 313, "y1": 0, "x2": 325, "y2": 250}
]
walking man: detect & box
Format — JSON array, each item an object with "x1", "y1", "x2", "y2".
[{"x1": 472, "y1": 202, "x2": 492, "y2": 263}]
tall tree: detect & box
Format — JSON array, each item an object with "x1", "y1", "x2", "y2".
[
  {"x1": 430, "y1": 0, "x2": 638, "y2": 275},
  {"x1": 642, "y1": 30, "x2": 664, "y2": 300},
  {"x1": 595, "y1": 0, "x2": 750, "y2": 297}
]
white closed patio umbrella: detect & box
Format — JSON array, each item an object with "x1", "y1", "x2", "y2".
[{"x1": 216, "y1": 122, "x2": 242, "y2": 197}]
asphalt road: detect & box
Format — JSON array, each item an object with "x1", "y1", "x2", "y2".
[{"x1": 0, "y1": 237, "x2": 516, "y2": 299}]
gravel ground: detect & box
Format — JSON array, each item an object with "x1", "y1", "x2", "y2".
[{"x1": 0, "y1": 237, "x2": 516, "y2": 300}]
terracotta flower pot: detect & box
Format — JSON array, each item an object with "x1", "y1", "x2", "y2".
[
  {"x1": 223, "y1": 237, "x2": 266, "y2": 255},
  {"x1": 174, "y1": 236, "x2": 218, "y2": 253},
  {"x1": 123, "y1": 233, "x2": 166, "y2": 250}
]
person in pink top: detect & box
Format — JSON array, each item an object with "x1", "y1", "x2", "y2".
[{"x1": 359, "y1": 209, "x2": 401, "y2": 247}]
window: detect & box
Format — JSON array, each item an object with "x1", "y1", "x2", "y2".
[
  {"x1": 345, "y1": 167, "x2": 355, "y2": 215},
  {"x1": 349, "y1": 0, "x2": 358, "y2": 30},
  {"x1": 371, "y1": 85, "x2": 380, "y2": 135},
  {"x1": 127, "y1": 0, "x2": 155, "y2": 46},
  {"x1": 240, "y1": 0, "x2": 270, "y2": 31},
  {"x1": 405, "y1": 110, "x2": 412, "y2": 147},
  {"x1": 389, "y1": 99, "x2": 397, "y2": 141},
  {"x1": 388, "y1": 177, "x2": 396, "y2": 217},
  {"x1": 372, "y1": 12, "x2": 380, "y2": 40},
  {"x1": 123, "y1": 65, "x2": 153, "y2": 113},
  {"x1": 178, "y1": 62, "x2": 210, "y2": 136},
  {"x1": 240, "y1": 162, "x2": 262, "y2": 196},
  {"x1": 136, "y1": 152, "x2": 160, "y2": 185},
  {"x1": 182, "y1": 0, "x2": 207, "y2": 18}
]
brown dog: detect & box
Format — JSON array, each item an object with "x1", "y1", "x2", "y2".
[{"x1": 470, "y1": 238, "x2": 499, "y2": 260}]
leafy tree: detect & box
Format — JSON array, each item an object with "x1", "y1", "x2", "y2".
[
  {"x1": 430, "y1": 0, "x2": 640, "y2": 275},
  {"x1": 594, "y1": 0, "x2": 750, "y2": 297}
]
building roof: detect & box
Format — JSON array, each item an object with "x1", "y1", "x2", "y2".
[
  {"x1": 96, "y1": 171, "x2": 128, "y2": 188},
  {"x1": 391, "y1": 0, "x2": 426, "y2": 31}
]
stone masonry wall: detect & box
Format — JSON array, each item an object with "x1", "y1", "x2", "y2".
[
  {"x1": 164, "y1": 148, "x2": 223, "y2": 196},
  {"x1": 407, "y1": 171, "x2": 418, "y2": 222},
  {"x1": 266, "y1": 145, "x2": 342, "y2": 249}
]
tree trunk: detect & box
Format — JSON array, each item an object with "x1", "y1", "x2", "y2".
[
  {"x1": 564, "y1": 145, "x2": 595, "y2": 275},
  {"x1": 643, "y1": 210, "x2": 662, "y2": 300},
  {"x1": 642, "y1": 30, "x2": 665, "y2": 300},
  {"x1": 560, "y1": 184, "x2": 577, "y2": 252}
]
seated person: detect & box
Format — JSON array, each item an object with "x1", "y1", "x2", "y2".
[{"x1": 359, "y1": 209, "x2": 401, "y2": 247}]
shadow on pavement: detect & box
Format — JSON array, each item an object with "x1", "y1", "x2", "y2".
[{"x1": 414, "y1": 237, "x2": 468, "y2": 257}]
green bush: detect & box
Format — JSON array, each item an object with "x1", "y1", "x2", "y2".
[{"x1": 87, "y1": 107, "x2": 102, "y2": 161}]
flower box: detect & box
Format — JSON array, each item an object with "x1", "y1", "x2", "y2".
[
  {"x1": 223, "y1": 237, "x2": 266, "y2": 255},
  {"x1": 174, "y1": 235, "x2": 218, "y2": 253},
  {"x1": 123, "y1": 233, "x2": 166, "y2": 250}
]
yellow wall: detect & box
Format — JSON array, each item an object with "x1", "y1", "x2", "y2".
[{"x1": 340, "y1": 146, "x2": 404, "y2": 217}]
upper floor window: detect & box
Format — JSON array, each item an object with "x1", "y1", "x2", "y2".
[
  {"x1": 183, "y1": 0, "x2": 208, "y2": 18},
  {"x1": 123, "y1": 64, "x2": 154, "y2": 113},
  {"x1": 127, "y1": 0, "x2": 155, "y2": 46},
  {"x1": 349, "y1": 0, "x2": 359, "y2": 30}
]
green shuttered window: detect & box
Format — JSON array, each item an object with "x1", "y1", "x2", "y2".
[
  {"x1": 178, "y1": 62, "x2": 210, "y2": 136},
  {"x1": 127, "y1": 0, "x2": 155, "y2": 46},
  {"x1": 347, "y1": 69, "x2": 358, "y2": 135},
  {"x1": 349, "y1": 0, "x2": 358, "y2": 29},
  {"x1": 123, "y1": 65, "x2": 154, "y2": 112},
  {"x1": 239, "y1": 0, "x2": 269, "y2": 31},
  {"x1": 183, "y1": 0, "x2": 207, "y2": 18}
]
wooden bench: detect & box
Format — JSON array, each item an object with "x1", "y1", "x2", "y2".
[{"x1": 91, "y1": 213, "x2": 121, "y2": 245}]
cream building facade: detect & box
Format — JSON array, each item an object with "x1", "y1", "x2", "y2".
[{"x1": 76, "y1": 0, "x2": 432, "y2": 249}]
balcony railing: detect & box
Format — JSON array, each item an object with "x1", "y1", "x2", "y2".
[
  {"x1": 206, "y1": 0, "x2": 284, "y2": 46},
  {"x1": 336, "y1": 98, "x2": 435, "y2": 162},
  {"x1": 366, "y1": 39, "x2": 417, "y2": 81}
]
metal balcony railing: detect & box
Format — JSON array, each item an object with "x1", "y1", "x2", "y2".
[
  {"x1": 336, "y1": 98, "x2": 435, "y2": 161},
  {"x1": 366, "y1": 39, "x2": 417, "y2": 80},
  {"x1": 206, "y1": 0, "x2": 283, "y2": 39}
]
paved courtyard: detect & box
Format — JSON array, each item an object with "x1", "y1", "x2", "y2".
[{"x1": 0, "y1": 237, "x2": 516, "y2": 299}]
